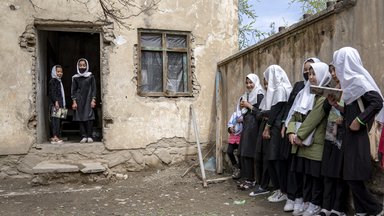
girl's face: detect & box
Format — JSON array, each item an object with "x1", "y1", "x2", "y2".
[
  {"x1": 263, "y1": 78, "x2": 268, "y2": 90},
  {"x1": 245, "y1": 78, "x2": 255, "y2": 91},
  {"x1": 308, "y1": 67, "x2": 317, "y2": 85},
  {"x1": 78, "y1": 60, "x2": 87, "y2": 73},
  {"x1": 303, "y1": 61, "x2": 312, "y2": 81},
  {"x1": 329, "y1": 65, "x2": 339, "y2": 83},
  {"x1": 56, "y1": 67, "x2": 63, "y2": 78}
]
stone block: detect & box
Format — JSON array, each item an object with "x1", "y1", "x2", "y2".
[
  {"x1": 80, "y1": 162, "x2": 106, "y2": 174},
  {"x1": 144, "y1": 155, "x2": 163, "y2": 169},
  {"x1": 155, "y1": 149, "x2": 172, "y2": 165},
  {"x1": 131, "y1": 151, "x2": 144, "y2": 164},
  {"x1": 103, "y1": 150, "x2": 132, "y2": 168},
  {"x1": 32, "y1": 162, "x2": 79, "y2": 173}
]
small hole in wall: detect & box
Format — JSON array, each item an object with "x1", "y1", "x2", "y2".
[
  {"x1": 104, "y1": 119, "x2": 114, "y2": 128},
  {"x1": 9, "y1": 5, "x2": 16, "y2": 10},
  {"x1": 321, "y1": 30, "x2": 325, "y2": 35}
]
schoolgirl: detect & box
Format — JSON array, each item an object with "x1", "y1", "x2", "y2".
[
  {"x1": 49, "y1": 65, "x2": 65, "y2": 144},
  {"x1": 332, "y1": 47, "x2": 384, "y2": 216},
  {"x1": 287, "y1": 62, "x2": 331, "y2": 216},
  {"x1": 318, "y1": 64, "x2": 348, "y2": 216},
  {"x1": 237, "y1": 73, "x2": 265, "y2": 190},
  {"x1": 227, "y1": 101, "x2": 243, "y2": 179},
  {"x1": 282, "y1": 57, "x2": 320, "y2": 212},
  {"x1": 71, "y1": 58, "x2": 97, "y2": 143},
  {"x1": 257, "y1": 65, "x2": 292, "y2": 202}
]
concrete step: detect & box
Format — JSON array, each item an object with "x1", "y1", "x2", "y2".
[{"x1": 32, "y1": 161, "x2": 106, "y2": 174}]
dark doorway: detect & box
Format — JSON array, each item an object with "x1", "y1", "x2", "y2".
[{"x1": 37, "y1": 30, "x2": 103, "y2": 143}]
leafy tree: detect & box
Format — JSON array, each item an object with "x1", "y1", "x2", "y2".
[
  {"x1": 290, "y1": 0, "x2": 327, "y2": 14},
  {"x1": 238, "y1": 0, "x2": 266, "y2": 49}
]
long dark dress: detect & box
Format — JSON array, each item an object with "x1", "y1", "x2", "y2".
[
  {"x1": 343, "y1": 91, "x2": 383, "y2": 181},
  {"x1": 265, "y1": 102, "x2": 286, "y2": 160},
  {"x1": 71, "y1": 75, "x2": 96, "y2": 121},
  {"x1": 321, "y1": 100, "x2": 345, "y2": 178},
  {"x1": 280, "y1": 80, "x2": 305, "y2": 159},
  {"x1": 49, "y1": 79, "x2": 65, "y2": 108},
  {"x1": 239, "y1": 93, "x2": 264, "y2": 158}
]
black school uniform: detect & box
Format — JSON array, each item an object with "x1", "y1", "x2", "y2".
[
  {"x1": 71, "y1": 75, "x2": 96, "y2": 122},
  {"x1": 239, "y1": 93, "x2": 264, "y2": 181},
  {"x1": 280, "y1": 80, "x2": 305, "y2": 198},
  {"x1": 342, "y1": 91, "x2": 383, "y2": 215}
]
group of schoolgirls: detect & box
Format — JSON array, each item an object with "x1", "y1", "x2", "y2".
[{"x1": 226, "y1": 47, "x2": 384, "y2": 216}]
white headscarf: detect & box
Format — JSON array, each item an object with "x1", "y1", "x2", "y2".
[
  {"x1": 73, "y1": 58, "x2": 92, "y2": 78},
  {"x1": 332, "y1": 47, "x2": 384, "y2": 123},
  {"x1": 259, "y1": 65, "x2": 292, "y2": 111},
  {"x1": 51, "y1": 65, "x2": 66, "y2": 107},
  {"x1": 236, "y1": 73, "x2": 264, "y2": 115},
  {"x1": 302, "y1": 57, "x2": 321, "y2": 83},
  {"x1": 291, "y1": 62, "x2": 331, "y2": 115}
]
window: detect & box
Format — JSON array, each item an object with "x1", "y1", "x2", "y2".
[{"x1": 138, "y1": 29, "x2": 191, "y2": 97}]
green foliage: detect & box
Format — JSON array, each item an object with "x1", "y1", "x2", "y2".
[
  {"x1": 290, "y1": 0, "x2": 328, "y2": 14},
  {"x1": 238, "y1": 0, "x2": 290, "y2": 50},
  {"x1": 238, "y1": 0, "x2": 266, "y2": 49}
]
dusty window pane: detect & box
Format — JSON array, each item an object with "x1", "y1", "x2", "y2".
[
  {"x1": 166, "y1": 52, "x2": 188, "y2": 92},
  {"x1": 141, "y1": 51, "x2": 163, "y2": 92},
  {"x1": 141, "y1": 34, "x2": 162, "y2": 48},
  {"x1": 166, "y1": 35, "x2": 186, "y2": 48}
]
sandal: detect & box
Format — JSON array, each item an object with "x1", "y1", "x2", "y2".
[
  {"x1": 50, "y1": 138, "x2": 63, "y2": 144},
  {"x1": 238, "y1": 180, "x2": 255, "y2": 190}
]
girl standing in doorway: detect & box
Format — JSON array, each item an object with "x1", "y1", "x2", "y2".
[
  {"x1": 71, "y1": 58, "x2": 97, "y2": 143},
  {"x1": 49, "y1": 65, "x2": 65, "y2": 144}
]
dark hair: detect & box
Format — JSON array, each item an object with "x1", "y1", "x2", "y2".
[
  {"x1": 306, "y1": 59, "x2": 315, "y2": 63},
  {"x1": 78, "y1": 58, "x2": 87, "y2": 65},
  {"x1": 55, "y1": 65, "x2": 62, "y2": 69}
]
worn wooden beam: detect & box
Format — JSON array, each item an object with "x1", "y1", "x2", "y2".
[
  {"x1": 215, "y1": 71, "x2": 223, "y2": 174},
  {"x1": 190, "y1": 105, "x2": 208, "y2": 187}
]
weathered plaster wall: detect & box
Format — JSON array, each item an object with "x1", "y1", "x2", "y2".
[
  {"x1": 104, "y1": 0, "x2": 239, "y2": 150},
  {"x1": 0, "y1": 0, "x2": 238, "y2": 157}
]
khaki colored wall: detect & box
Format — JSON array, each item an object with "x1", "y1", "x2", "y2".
[
  {"x1": 218, "y1": 0, "x2": 384, "y2": 145},
  {"x1": 0, "y1": 0, "x2": 239, "y2": 155}
]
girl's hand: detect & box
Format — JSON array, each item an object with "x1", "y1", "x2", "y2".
[
  {"x1": 241, "y1": 101, "x2": 253, "y2": 109},
  {"x1": 55, "y1": 101, "x2": 60, "y2": 110},
  {"x1": 335, "y1": 117, "x2": 343, "y2": 125},
  {"x1": 229, "y1": 127, "x2": 235, "y2": 134},
  {"x1": 327, "y1": 94, "x2": 338, "y2": 107},
  {"x1": 295, "y1": 136, "x2": 303, "y2": 146},
  {"x1": 262, "y1": 126, "x2": 271, "y2": 139},
  {"x1": 91, "y1": 99, "x2": 96, "y2": 108},
  {"x1": 281, "y1": 126, "x2": 286, "y2": 138},
  {"x1": 288, "y1": 134, "x2": 296, "y2": 145},
  {"x1": 72, "y1": 101, "x2": 77, "y2": 110},
  {"x1": 349, "y1": 119, "x2": 361, "y2": 131}
]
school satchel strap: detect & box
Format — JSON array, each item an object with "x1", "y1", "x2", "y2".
[{"x1": 357, "y1": 98, "x2": 380, "y2": 161}]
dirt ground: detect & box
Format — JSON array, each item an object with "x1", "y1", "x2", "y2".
[{"x1": 0, "y1": 162, "x2": 288, "y2": 216}]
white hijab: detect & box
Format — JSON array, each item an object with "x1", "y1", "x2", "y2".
[
  {"x1": 302, "y1": 57, "x2": 321, "y2": 83},
  {"x1": 291, "y1": 62, "x2": 331, "y2": 115},
  {"x1": 73, "y1": 58, "x2": 92, "y2": 78},
  {"x1": 259, "y1": 65, "x2": 292, "y2": 111},
  {"x1": 332, "y1": 47, "x2": 384, "y2": 123},
  {"x1": 236, "y1": 73, "x2": 264, "y2": 114},
  {"x1": 51, "y1": 65, "x2": 66, "y2": 107}
]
